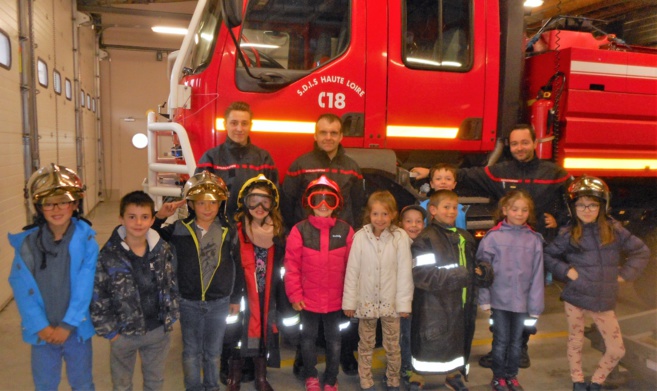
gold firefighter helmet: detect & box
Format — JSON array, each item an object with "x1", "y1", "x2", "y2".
[
  {"x1": 183, "y1": 171, "x2": 228, "y2": 201},
  {"x1": 26, "y1": 163, "x2": 85, "y2": 205}
]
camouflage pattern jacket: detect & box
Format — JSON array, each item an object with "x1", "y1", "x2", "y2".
[{"x1": 90, "y1": 225, "x2": 180, "y2": 340}]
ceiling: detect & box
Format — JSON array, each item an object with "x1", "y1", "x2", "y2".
[{"x1": 81, "y1": 0, "x2": 657, "y2": 52}]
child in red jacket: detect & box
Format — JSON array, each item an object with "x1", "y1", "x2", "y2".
[{"x1": 284, "y1": 175, "x2": 354, "y2": 391}]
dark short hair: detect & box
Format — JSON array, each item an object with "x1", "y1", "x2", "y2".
[
  {"x1": 315, "y1": 113, "x2": 342, "y2": 134},
  {"x1": 120, "y1": 191, "x2": 155, "y2": 217},
  {"x1": 224, "y1": 101, "x2": 253, "y2": 121},
  {"x1": 429, "y1": 163, "x2": 458, "y2": 182},
  {"x1": 510, "y1": 124, "x2": 536, "y2": 141}
]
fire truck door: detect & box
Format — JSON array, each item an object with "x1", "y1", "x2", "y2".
[{"x1": 385, "y1": 0, "x2": 496, "y2": 153}]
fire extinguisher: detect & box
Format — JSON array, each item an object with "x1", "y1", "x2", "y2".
[{"x1": 531, "y1": 94, "x2": 554, "y2": 160}]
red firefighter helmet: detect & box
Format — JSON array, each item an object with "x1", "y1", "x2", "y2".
[{"x1": 302, "y1": 175, "x2": 343, "y2": 211}]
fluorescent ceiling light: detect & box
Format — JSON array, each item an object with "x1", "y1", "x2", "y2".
[
  {"x1": 152, "y1": 26, "x2": 188, "y2": 35},
  {"x1": 240, "y1": 43, "x2": 280, "y2": 49},
  {"x1": 524, "y1": 0, "x2": 544, "y2": 7}
]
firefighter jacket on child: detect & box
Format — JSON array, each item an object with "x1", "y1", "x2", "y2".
[{"x1": 410, "y1": 219, "x2": 493, "y2": 376}]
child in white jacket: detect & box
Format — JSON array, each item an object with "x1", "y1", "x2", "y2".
[{"x1": 343, "y1": 190, "x2": 414, "y2": 391}]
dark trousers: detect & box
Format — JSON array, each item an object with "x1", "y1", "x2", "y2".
[
  {"x1": 491, "y1": 309, "x2": 526, "y2": 379},
  {"x1": 300, "y1": 309, "x2": 342, "y2": 386}
]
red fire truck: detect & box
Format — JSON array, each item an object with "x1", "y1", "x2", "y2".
[{"x1": 145, "y1": 0, "x2": 657, "y2": 236}]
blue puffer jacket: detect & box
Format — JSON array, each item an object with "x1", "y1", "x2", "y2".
[
  {"x1": 8, "y1": 218, "x2": 98, "y2": 344},
  {"x1": 477, "y1": 221, "x2": 544, "y2": 317},
  {"x1": 544, "y1": 219, "x2": 649, "y2": 312}
]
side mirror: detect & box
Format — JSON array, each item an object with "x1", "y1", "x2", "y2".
[{"x1": 222, "y1": 0, "x2": 245, "y2": 28}]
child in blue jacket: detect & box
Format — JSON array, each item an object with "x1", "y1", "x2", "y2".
[{"x1": 9, "y1": 164, "x2": 97, "y2": 390}]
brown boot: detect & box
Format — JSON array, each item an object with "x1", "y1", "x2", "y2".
[
  {"x1": 226, "y1": 358, "x2": 243, "y2": 391},
  {"x1": 254, "y1": 356, "x2": 274, "y2": 391}
]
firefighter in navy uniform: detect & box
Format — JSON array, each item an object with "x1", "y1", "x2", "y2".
[{"x1": 281, "y1": 114, "x2": 365, "y2": 377}]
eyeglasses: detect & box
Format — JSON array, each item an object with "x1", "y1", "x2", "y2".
[
  {"x1": 575, "y1": 203, "x2": 600, "y2": 212},
  {"x1": 244, "y1": 194, "x2": 274, "y2": 211},
  {"x1": 307, "y1": 191, "x2": 340, "y2": 210},
  {"x1": 41, "y1": 201, "x2": 75, "y2": 211}
]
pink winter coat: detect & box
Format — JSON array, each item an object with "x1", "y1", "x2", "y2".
[{"x1": 284, "y1": 215, "x2": 354, "y2": 313}]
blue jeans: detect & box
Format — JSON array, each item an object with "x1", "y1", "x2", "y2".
[
  {"x1": 491, "y1": 309, "x2": 526, "y2": 379},
  {"x1": 400, "y1": 315, "x2": 412, "y2": 373},
  {"x1": 300, "y1": 310, "x2": 342, "y2": 386},
  {"x1": 31, "y1": 331, "x2": 94, "y2": 391},
  {"x1": 179, "y1": 297, "x2": 230, "y2": 391}
]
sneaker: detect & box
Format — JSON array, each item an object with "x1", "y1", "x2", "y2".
[
  {"x1": 479, "y1": 351, "x2": 493, "y2": 368},
  {"x1": 506, "y1": 377, "x2": 524, "y2": 391},
  {"x1": 573, "y1": 382, "x2": 588, "y2": 391},
  {"x1": 445, "y1": 373, "x2": 469, "y2": 391},
  {"x1": 324, "y1": 382, "x2": 338, "y2": 391},
  {"x1": 491, "y1": 378, "x2": 509, "y2": 391},
  {"x1": 305, "y1": 377, "x2": 321, "y2": 391}
]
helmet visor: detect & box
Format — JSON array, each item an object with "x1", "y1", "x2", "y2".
[
  {"x1": 307, "y1": 191, "x2": 340, "y2": 210},
  {"x1": 244, "y1": 193, "x2": 274, "y2": 211}
]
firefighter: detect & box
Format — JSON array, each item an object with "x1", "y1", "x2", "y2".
[
  {"x1": 281, "y1": 114, "x2": 366, "y2": 376},
  {"x1": 195, "y1": 101, "x2": 280, "y2": 219},
  {"x1": 413, "y1": 123, "x2": 571, "y2": 369}
]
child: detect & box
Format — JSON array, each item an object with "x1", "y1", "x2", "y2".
[
  {"x1": 229, "y1": 174, "x2": 289, "y2": 390},
  {"x1": 284, "y1": 175, "x2": 354, "y2": 391},
  {"x1": 419, "y1": 163, "x2": 467, "y2": 229},
  {"x1": 398, "y1": 205, "x2": 426, "y2": 387},
  {"x1": 544, "y1": 176, "x2": 649, "y2": 391},
  {"x1": 90, "y1": 190, "x2": 180, "y2": 391},
  {"x1": 411, "y1": 190, "x2": 493, "y2": 391},
  {"x1": 477, "y1": 190, "x2": 544, "y2": 391},
  {"x1": 342, "y1": 191, "x2": 414, "y2": 391},
  {"x1": 9, "y1": 164, "x2": 97, "y2": 390},
  {"x1": 153, "y1": 171, "x2": 241, "y2": 391}
]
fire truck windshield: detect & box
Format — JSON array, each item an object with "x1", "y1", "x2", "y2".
[{"x1": 238, "y1": 0, "x2": 350, "y2": 78}]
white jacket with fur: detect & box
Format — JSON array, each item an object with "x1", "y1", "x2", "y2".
[{"x1": 342, "y1": 224, "x2": 414, "y2": 318}]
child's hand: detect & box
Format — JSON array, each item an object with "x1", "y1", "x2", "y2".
[
  {"x1": 474, "y1": 266, "x2": 483, "y2": 276},
  {"x1": 229, "y1": 304, "x2": 241, "y2": 315},
  {"x1": 399, "y1": 312, "x2": 410, "y2": 318},
  {"x1": 292, "y1": 301, "x2": 306, "y2": 311},
  {"x1": 567, "y1": 267, "x2": 579, "y2": 281},
  {"x1": 37, "y1": 326, "x2": 55, "y2": 343},
  {"x1": 343, "y1": 310, "x2": 355, "y2": 317},
  {"x1": 479, "y1": 304, "x2": 491, "y2": 313},
  {"x1": 155, "y1": 199, "x2": 186, "y2": 219},
  {"x1": 49, "y1": 326, "x2": 71, "y2": 345},
  {"x1": 544, "y1": 213, "x2": 557, "y2": 229}
]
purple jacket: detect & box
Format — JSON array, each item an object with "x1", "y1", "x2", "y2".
[{"x1": 477, "y1": 221, "x2": 545, "y2": 317}]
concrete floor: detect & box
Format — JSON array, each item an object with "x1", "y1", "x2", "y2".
[{"x1": 1, "y1": 200, "x2": 655, "y2": 390}]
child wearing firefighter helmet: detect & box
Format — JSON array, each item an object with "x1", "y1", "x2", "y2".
[
  {"x1": 224, "y1": 174, "x2": 293, "y2": 391},
  {"x1": 152, "y1": 171, "x2": 242, "y2": 391},
  {"x1": 284, "y1": 175, "x2": 354, "y2": 391},
  {"x1": 544, "y1": 175, "x2": 649, "y2": 391},
  {"x1": 9, "y1": 163, "x2": 98, "y2": 390}
]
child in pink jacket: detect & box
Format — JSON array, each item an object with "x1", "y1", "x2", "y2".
[{"x1": 284, "y1": 176, "x2": 354, "y2": 391}]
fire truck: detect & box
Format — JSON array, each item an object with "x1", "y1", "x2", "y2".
[
  {"x1": 145, "y1": 0, "x2": 656, "y2": 292},
  {"x1": 144, "y1": 0, "x2": 657, "y2": 378}
]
